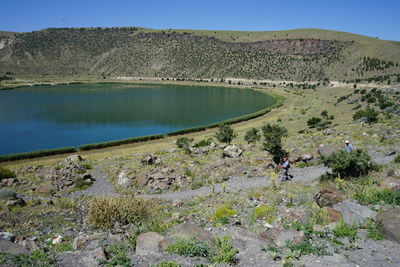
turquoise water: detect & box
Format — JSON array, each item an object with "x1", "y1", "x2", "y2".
[{"x1": 0, "y1": 83, "x2": 276, "y2": 155}]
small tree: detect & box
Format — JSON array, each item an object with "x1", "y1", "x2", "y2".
[
  {"x1": 215, "y1": 124, "x2": 235, "y2": 144},
  {"x1": 176, "y1": 137, "x2": 193, "y2": 154},
  {"x1": 261, "y1": 124, "x2": 288, "y2": 164},
  {"x1": 244, "y1": 128, "x2": 260, "y2": 144},
  {"x1": 353, "y1": 107, "x2": 379, "y2": 123},
  {"x1": 307, "y1": 117, "x2": 322, "y2": 128}
]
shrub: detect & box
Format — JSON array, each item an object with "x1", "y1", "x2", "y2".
[
  {"x1": 166, "y1": 237, "x2": 213, "y2": 258},
  {"x1": 215, "y1": 124, "x2": 234, "y2": 144},
  {"x1": 353, "y1": 107, "x2": 379, "y2": 123},
  {"x1": 262, "y1": 124, "x2": 288, "y2": 164},
  {"x1": 0, "y1": 188, "x2": 17, "y2": 200},
  {"x1": 176, "y1": 137, "x2": 193, "y2": 149},
  {"x1": 363, "y1": 220, "x2": 384, "y2": 241},
  {"x1": 87, "y1": 196, "x2": 156, "y2": 229},
  {"x1": 194, "y1": 138, "x2": 213, "y2": 148},
  {"x1": 353, "y1": 187, "x2": 400, "y2": 205},
  {"x1": 320, "y1": 149, "x2": 375, "y2": 178},
  {"x1": 395, "y1": 155, "x2": 400, "y2": 163},
  {"x1": 211, "y1": 206, "x2": 237, "y2": 224},
  {"x1": 212, "y1": 236, "x2": 239, "y2": 264},
  {"x1": 0, "y1": 166, "x2": 15, "y2": 180},
  {"x1": 244, "y1": 128, "x2": 260, "y2": 144},
  {"x1": 334, "y1": 220, "x2": 358, "y2": 241},
  {"x1": 253, "y1": 204, "x2": 276, "y2": 222}
]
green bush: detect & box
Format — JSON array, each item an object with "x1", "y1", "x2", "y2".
[
  {"x1": 215, "y1": 124, "x2": 235, "y2": 144},
  {"x1": 0, "y1": 147, "x2": 76, "y2": 162},
  {"x1": 166, "y1": 237, "x2": 213, "y2": 258},
  {"x1": 394, "y1": 155, "x2": 400, "y2": 163},
  {"x1": 307, "y1": 117, "x2": 322, "y2": 128},
  {"x1": 0, "y1": 188, "x2": 17, "y2": 200},
  {"x1": 334, "y1": 220, "x2": 358, "y2": 241},
  {"x1": 252, "y1": 204, "x2": 276, "y2": 222},
  {"x1": 353, "y1": 107, "x2": 379, "y2": 123},
  {"x1": 244, "y1": 128, "x2": 260, "y2": 144},
  {"x1": 211, "y1": 206, "x2": 237, "y2": 225},
  {"x1": 0, "y1": 166, "x2": 15, "y2": 180},
  {"x1": 194, "y1": 138, "x2": 213, "y2": 148},
  {"x1": 262, "y1": 124, "x2": 288, "y2": 164},
  {"x1": 87, "y1": 196, "x2": 157, "y2": 229},
  {"x1": 155, "y1": 262, "x2": 180, "y2": 267},
  {"x1": 320, "y1": 149, "x2": 375, "y2": 178},
  {"x1": 353, "y1": 187, "x2": 400, "y2": 205},
  {"x1": 212, "y1": 236, "x2": 239, "y2": 265}
]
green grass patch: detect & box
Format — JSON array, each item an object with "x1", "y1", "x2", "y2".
[{"x1": 0, "y1": 147, "x2": 76, "y2": 162}]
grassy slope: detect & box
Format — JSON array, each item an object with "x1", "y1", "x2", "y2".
[{"x1": 1, "y1": 27, "x2": 399, "y2": 83}]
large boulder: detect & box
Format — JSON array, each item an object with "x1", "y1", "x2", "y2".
[
  {"x1": 136, "y1": 232, "x2": 164, "y2": 255},
  {"x1": 377, "y1": 208, "x2": 400, "y2": 243},
  {"x1": 160, "y1": 223, "x2": 215, "y2": 250},
  {"x1": 332, "y1": 200, "x2": 377, "y2": 226},
  {"x1": 0, "y1": 240, "x2": 30, "y2": 255},
  {"x1": 63, "y1": 155, "x2": 82, "y2": 164},
  {"x1": 135, "y1": 175, "x2": 151, "y2": 188},
  {"x1": 260, "y1": 228, "x2": 305, "y2": 247},
  {"x1": 318, "y1": 144, "x2": 335, "y2": 157},
  {"x1": 314, "y1": 187, "x2": 346, "y2": 207},
  {"x1": 117, "y1": 171, "x2": 131, "y2": 188},
  {"x1": 223, "y1": 145, "x2": 243, "y2": 158}
]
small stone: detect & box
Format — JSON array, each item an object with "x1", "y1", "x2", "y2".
[
  {"x1": 6, "y1": 198, "x2": 25, "y2": 207},
  {"x1": 52, "y1": 235, "x2": 63, "y2": 245},
  {"x1": 136, "y1": 232, "x2": 165, "y2": 255},
  {"x1": 314, "y1": 187, "x2": 345, "y2": 207},
  {"x1": 172, "y1": 199, "x2": 181, "y2": 207}
]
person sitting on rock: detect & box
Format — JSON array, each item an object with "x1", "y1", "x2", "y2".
[
  {"x1": 345, "y1": 140, "x2": 353, "y2": 153},
  {"x1": 281, "y1": 157, "x2": 293, "y2": 181}
]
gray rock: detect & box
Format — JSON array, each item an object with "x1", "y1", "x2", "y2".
[
  {"x1": 333, "y1": 200, "x2": 377, "y2": 226},
  {"x1": 106, "y1": 233, "x2": 124, "y2": 245},
  {"x1": 117, "y1": 171, "x2": 131, "y2": 187},
  {"x1": 387, "y1": 168, "x2": 400, "y2": 178},
  {"x1": 91, "y1": 247, "x2": 107, "y2": 260},
  {"x1": 0, "y1": 232, "x2": 15, "y2": 242},
  {"x1": 223, "y1": 145, "x2": 243, "y2": 158},
  {"x1": 6, "y1": 197, "x2": 25, "y2": 207},
  {"x1": 318, "y1": 144, "x2": 335, "y2": 157},
  {"x1": 141, "y1": 154, "x2": 157, "y2": 165},
  {"x1": 73, "y1": 233, "x2": 103, "y2": 250},
  {"x1": 0, "y1": 240, "x2": 30, "y2": 255},
  {"x1": 20, "y1": 239, "x2": 40, "y2": 251},
  {"x1": 63, "y1": 155, "x2": 82, "y2": 164},
  {"x1": 135, "y1": 175, "x2": 151, "y2": 188},
  {"x1": 136, "y1": 232, "x2": 164, "y2": 255},
  {"x1": 160, "y1": 223, "x2": 215, "y2": 250},
  {"x1": 380, "y1": 177, "x2": 400, "y2": 191},
  {"x1": 377, "y1": 208, "x2": 400, "y2": 243},
  {"x1": 301, "y1": 153, "x2": 314, "y2": 162},
  {"x1": 260, "y1": 228, "x2": 305, "y2": 247}
]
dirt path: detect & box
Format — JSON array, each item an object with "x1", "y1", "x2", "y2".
[
  {"x1": 69, "y1": 163, "x2": 118, "y2": 198},
  {"x1": 141, "y1": 166, "x2": 329, "y2": 201}
]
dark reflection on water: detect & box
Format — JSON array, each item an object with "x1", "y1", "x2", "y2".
[{"x1": 0, "y1": 83, "x2": 275, "y2": 154}]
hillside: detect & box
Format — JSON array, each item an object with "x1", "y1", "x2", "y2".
[{"x1": 1, "y1": 27, "x2": 400, "y2": 83}]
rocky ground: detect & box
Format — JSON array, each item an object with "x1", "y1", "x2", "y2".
[{"x1": 0, "y1": 85, "x2": 400, "y2": 267}]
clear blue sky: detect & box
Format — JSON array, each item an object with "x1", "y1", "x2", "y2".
[{"x1": 2, "y1": 0, "x2": 400, "y2": 41}]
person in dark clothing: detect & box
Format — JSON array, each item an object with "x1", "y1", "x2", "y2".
[{"x1": 281, "y1": 157, "x2": 293, "y2": 181}]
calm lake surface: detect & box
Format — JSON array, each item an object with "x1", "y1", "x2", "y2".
[{"x1": 0, "y1": 83, "x2": 276, "y2": 155}]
